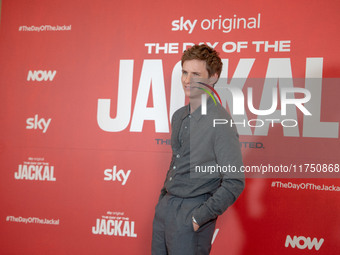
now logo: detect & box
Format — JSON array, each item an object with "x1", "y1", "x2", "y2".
[
  {"x1": 27, "y1": 70, "x2": 57, "y2": 81},
  {"x1": 285, "y1": 235, "x2": 324, "y2": 251}
]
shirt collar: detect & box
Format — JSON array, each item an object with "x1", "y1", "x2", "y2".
[{"x1": 181, "y1": 104, "x2": 190, "y2": 120}]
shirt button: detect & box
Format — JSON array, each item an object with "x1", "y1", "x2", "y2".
[
  {"x1": 173, "y1": 166, "x2": 176, "y2": 169},
  {"x1": 184, "y1": 126, "x2": 188, "y2": 129},
  {"x1": 176, "y1": 154, "x2": 180, "y2": 158},
  {"x1": 169, "y1": 177, "x2": 172, "y2": 181}
]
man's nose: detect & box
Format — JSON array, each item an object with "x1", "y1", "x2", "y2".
[{"x1": 184, "y1": 73, "x2": 191, "y2": 84}]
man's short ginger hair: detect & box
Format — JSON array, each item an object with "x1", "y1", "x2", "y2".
[{"x1": 181, "y1": 44, "x2": 223, "y2": 78}]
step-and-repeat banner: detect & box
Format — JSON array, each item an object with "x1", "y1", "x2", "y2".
[{"x1": 0, "y1": 0, "x2": 339, "y2": 254}]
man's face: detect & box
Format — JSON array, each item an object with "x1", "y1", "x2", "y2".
[
  {"x1": 181, "y1": 59, "x2": 217, "y2": 99},
  {"x1": 181, "y1": 59, "x2": 209, "y2": 98}
]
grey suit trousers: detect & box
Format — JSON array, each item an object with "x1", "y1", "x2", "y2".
[{"x1": 152, "y1": 194, "x2": 217, "y2": 255}]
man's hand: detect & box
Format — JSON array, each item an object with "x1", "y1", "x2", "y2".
[{"x1": 192, "y1": 221, "x2": 199, "y2": 231}]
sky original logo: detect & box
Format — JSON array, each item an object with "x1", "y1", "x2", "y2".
[{"x1": 171, "y1": 14, "x2": 261, "y2": 34}]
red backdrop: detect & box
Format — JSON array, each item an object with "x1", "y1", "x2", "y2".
[{"x1": 0, "y1": 0, "x2": 339, "y2": 254}]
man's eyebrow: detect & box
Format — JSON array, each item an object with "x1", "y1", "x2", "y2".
[{"x1": 181, "y1": 70, "x2": 201, "y2": 75}]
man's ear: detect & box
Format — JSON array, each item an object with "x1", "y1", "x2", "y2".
[{"x1": 209, "y1": 73, "x2": 219, "y2": 86}]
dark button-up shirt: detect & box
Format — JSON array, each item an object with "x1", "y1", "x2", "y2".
[{"x1": 159, "y1": 98, "x2": 245, "y2": 226}]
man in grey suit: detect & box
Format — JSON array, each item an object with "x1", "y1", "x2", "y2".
[{"x1": 152, "y1": 44, "x2": 245, "y2": 255}]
